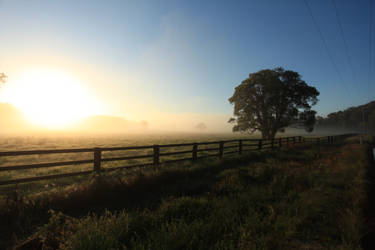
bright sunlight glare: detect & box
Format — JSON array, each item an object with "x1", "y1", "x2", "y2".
[{"x1": 3, "y1": 69, "x2": 100, "y2": 128}]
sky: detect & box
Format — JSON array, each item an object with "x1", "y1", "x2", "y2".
[{"x1": 0, "y1": 0, "x2": 373, "y2": 132}]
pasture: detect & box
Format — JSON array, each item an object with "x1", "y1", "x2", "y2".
[
  {"x1": 0, "y1": 132, "x2": 307, "y2": 198},
  {"x1": 0, "y1": 134, "x2": 371, "y2": 249},
  {"x1": 0, "y1": 132, "x2": 336, "y2": 200},
  {"x1": 0, "y1": 133, "x2": 260, "y2": 197}
]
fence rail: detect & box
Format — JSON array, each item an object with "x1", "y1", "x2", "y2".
[{"x1": 0, "y1": 134, "x2": 354, "y2": 186}]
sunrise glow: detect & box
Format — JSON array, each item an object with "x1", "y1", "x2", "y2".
[{"x1": 3, "y1": 69, "x2": 100, "y2": 128}]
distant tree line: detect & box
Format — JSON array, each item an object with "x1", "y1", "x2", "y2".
[{"x1": 316, "y1": 101, "x2": 375, "y2": 133}]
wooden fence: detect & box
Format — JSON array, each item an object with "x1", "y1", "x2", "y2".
[{"x1": 0, "y1": 134, "x2": 352, "y2": 186}]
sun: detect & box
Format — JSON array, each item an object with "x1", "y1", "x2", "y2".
[{"x1": 4, "y1": 69, "x2": 100, "y2": 128}]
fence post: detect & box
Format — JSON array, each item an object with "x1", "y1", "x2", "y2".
[
  {"x1": 219, "y1": 141, "x2": 224, "y2": 158},
  {"x1": 279, "y1": 138, "x2": 282, "y2": 149},
  {"x1": 271, "y1": 138, "x2": 275, "y2": 150},
  {"x1": 258, "y1": 139, "x2": 262, "y2": 151},
  {"x1": 153, "y1": 145, "x2": 160, "y2": 165},
  {"x1": 286, "y1": 137, "x2": 289, "y2": 146},
  {"x1": 192, "y1": 143, "x2": 198, "y2": 161},
  {"x1": 238, "y1": 140, "x2": 243, "y2": 155},
  {"x1": 93, "y1": 147, "x2": 102, "y2": 174}
]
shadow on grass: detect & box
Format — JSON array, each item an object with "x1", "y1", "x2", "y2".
[
  {"x1": 0, "y1": 151, "x2": 270, "y2": 247},
  {"x1": 0, "y1": 143, "x2": 329, "y2": 249}
]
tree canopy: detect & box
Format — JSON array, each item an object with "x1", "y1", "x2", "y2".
[{"x1": 228, "y1": 67, "x2": 319, "y2": 139}]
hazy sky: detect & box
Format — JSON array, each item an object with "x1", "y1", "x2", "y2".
[{"x1": 0, "y1": 0, "x2": 373, "y2": 131}]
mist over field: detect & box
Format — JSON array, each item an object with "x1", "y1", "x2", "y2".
[
  {"x1": 1, "y1": 1, "x2": 375, "y2": 249},
  {"x1": 0, "y1": 103, "x2": 234, "y2": 135}
]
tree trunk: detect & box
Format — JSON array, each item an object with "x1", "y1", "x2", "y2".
[
  {"x1": 261, "y1": 131, "x2": 271, "y2": 140},
  {"x1": 270, "y1": 130, "x2": 277, "y2": 140},
  {"x1": 261, "y1": 130, "x2": 267, "y2": 140},
  {"x1": 261, "y1": 130, "x2": 277, "y2": 140}
]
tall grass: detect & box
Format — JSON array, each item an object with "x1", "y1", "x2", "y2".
[{"x1": 1, "y1": 141, "x2": 369, "y2": 249}]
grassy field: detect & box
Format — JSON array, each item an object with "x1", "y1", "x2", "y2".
[
  {"x1": 0, "y1": 137, "x2": 370, "y2": 249},
  {"x1": 0, "y1": 132, "x2": 311, "y2": 198},
  {"x1": 0, "y1": 133, "x2": 263, "y2": 198}
]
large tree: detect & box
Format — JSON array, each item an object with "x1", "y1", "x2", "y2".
[{"x1": 228, "y1": 67, "x2": 319, "y2": 139}]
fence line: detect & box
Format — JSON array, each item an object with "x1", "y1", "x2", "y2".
[{"x1": 0, "y1": 134, "x2": 354, "y2": 186}]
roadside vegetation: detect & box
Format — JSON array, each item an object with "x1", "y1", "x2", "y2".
[{"x1": 1, "y1": 139, "x2": 369, "y2": 249}]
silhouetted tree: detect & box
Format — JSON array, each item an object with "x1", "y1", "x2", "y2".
[
  {"x1": 368, "y1": 110, "x2": 375, "y2": 132},
  {"x1": 228, "y1": 67, "x2": 319, "y2": 139},
  {"x1": 140, "y1": 120, "x2": 149, "y2": 129},
  {"x1": 0, "y1": 73, "x2": 6, "y2": 83},
  {"x1": 195, "y1": 122, "x2": 207, "y2": 131}
]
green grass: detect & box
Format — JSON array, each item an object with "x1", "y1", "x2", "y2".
[
  {"x1": 1, "y1": 140, "x2": 369, "y2": 249},
  {"x1": 0, "y1": 133, "x2": 258, "y2": 198},
  {"x1": 0, "y1": 132, "x2": 327, "y2": 188}
]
